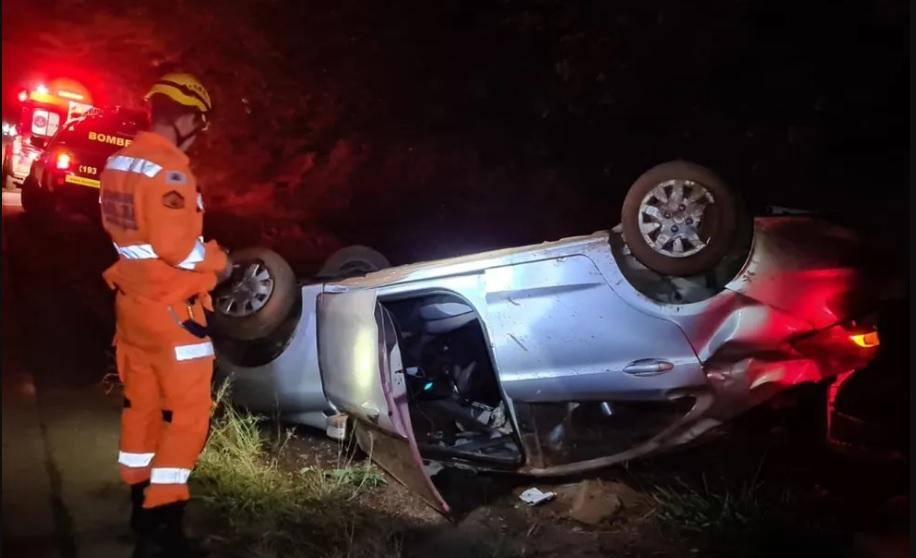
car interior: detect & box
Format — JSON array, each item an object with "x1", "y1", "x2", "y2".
[{"x1": 380, "y1": 293, "x2": 523, "y2": 469}]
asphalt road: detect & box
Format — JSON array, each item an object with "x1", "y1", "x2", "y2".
[{"x1": 2, "y1": 191, "x2": 131, "y2": 557}]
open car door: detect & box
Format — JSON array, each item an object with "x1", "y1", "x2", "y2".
[{"x1": 318, "y1": 288, "x2": 450, "y2": 513}]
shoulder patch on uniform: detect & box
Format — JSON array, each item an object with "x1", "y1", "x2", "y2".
[
  {"x1": 162, "y1": 190, "x2": 186, "y2": 209},
  {"x1": 165, "y1": 170, "x2": 187, "y2": 184}
]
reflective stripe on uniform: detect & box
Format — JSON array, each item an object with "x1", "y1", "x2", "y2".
[
  {"x1": 150, "y1": 467, "x2": 192, "y2": 484},
  {"x1": 114, "y1": 242, "x2": 158, "y2": 260},
  {"x1": 113, "y1": 239, "x2": 206, "y2": 270},
  {"x1": 106, "y1": 155, "x2": 163, "y2": 178},
  {"x1": 176, "y1": 240, "x2": 206, "y2": 270},
  {"x1": 118, "y1": 451, "x2": 155, "y2": 468},
  {"x1": 174, "y1": 341, "x2": 214, "y2": 361}
]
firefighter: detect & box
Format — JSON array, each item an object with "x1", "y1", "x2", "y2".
[{"x1": 99, "y1": 72, "x2": 230, "y2": 557}]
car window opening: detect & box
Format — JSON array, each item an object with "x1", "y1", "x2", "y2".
[{"x1": 381, "y1": 294, "x2": 523, "y2": 469}]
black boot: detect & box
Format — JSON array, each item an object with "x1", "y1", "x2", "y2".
[
  {"x1": 132, "y1": 501, "x2": 207, "y2": 558},
  {"x1": 132, "y1": 505, "x2": 166, "y2": 558},
  {"x1": 129, "y1": 481, "x2": 150, "y2": 534}
]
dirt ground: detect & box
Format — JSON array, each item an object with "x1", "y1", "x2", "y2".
[
  {"x1": 259, "y1": 426, "x2": 683, "y2": 558},
  {"x1": 195, "y1": 404, "x2": 907, "y2": 558}
]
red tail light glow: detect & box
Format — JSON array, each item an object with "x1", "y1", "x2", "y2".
[
  {"x1": 790, "y1": 315, "x2": 879, "y2": 370},
  {"x1": 56, "y1": 153, "x2": 72, "y2": 170}
]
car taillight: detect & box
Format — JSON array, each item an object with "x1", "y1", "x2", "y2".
[
  {"x1": 791, "y1": 315, "x2": 880, "y2": 365},
  {"x1": 849, "y1": 331, "x2": 879, "y2": 348},
  {"x1": 56, "y1": 153, "x2": 72, "y2": 170}
]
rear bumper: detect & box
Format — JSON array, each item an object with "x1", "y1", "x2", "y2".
[{"x1": 44, "y1": 181, "x2": 102, "y2": 217}]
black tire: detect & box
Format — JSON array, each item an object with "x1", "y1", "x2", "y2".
[
  {"x1": 209, "y1": 247, "x2": 299, "y2": 341},
  {"x1": 621, "y1": 160, "x2": 745, "y2": 277},
  {"x1": 316, "y1": 245, "x2": 391, "y2": 280},
  {"x1": 20, "y1": 177, "x2": 43, "y2": 216}
]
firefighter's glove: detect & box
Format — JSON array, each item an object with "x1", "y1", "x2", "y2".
[{"x1": 216, "y1": 251, "x2": 234, "y2": 285}]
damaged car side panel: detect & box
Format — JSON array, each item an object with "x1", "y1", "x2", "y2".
[
  {"x1": 215, "y1": 215, "x2": 881, "y2": 507},
  {"x1": 317, "y1": 217, "x2": 879, "y2": 478},
  {"x1": 317, "y1": 288, "x2": 451, "y2": 512}
]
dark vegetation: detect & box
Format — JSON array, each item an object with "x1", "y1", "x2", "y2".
[{"x1": 3, "y1": 0, "x2": 907, "y2": 272}]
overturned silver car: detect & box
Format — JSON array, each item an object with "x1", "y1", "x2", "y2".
[{"x1": 212, "y1": 161, "x2": 884, "y2": 512}]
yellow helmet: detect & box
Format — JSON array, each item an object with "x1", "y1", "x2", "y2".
[{"x1": 144, "y1": 73, "x2": 213, "y2": 114}]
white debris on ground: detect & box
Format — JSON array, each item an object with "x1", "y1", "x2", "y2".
[{"x1": 519, "y1": 487, "x2": 557, "y2": 506}]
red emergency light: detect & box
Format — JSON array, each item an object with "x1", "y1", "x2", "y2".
[
  {"x1": 58, "y1": 90, "x2": 85, "y2": 101},
  {"x1": 36, "y1": 84, "x2": 49, "y2": 95},
  {"x1": 56, "y1": 152, "x2": 72, "y2": 170}
]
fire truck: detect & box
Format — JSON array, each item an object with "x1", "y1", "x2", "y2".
[{"x1": 2, "y1": 78, "x2": 94, "y2": 190}]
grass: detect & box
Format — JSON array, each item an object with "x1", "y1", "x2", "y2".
[
  {"x1": 652, "y1": 476, "x2": 785, "y2": 535},
  {"x1": 649, "y1": 465, "x2": 846, "y2": 558},
  {"x1": 192, "y1": 381, "x2": 402, "y2": 558},
  {"x1": 191, "y1": 381, "x2": 856, "y2": 558}
]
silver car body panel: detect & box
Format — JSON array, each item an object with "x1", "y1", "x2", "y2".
[
  {"x1": 220, "y1": 216, "x2": 878, "y2": 485},
  {"x1": 317, "y1": 289, "x2": 452, "y2": 511},
  {"x1": 216, "y1": 283, "x2": 334, "y2": 431},
  {"x1": 317, "y1": 289, "x2": 397, "y2": 431}
]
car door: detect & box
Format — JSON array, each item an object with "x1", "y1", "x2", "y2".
[
  {"x1": 481, "y1": 255, "x2": 707, "y2": 470},
  {"x1": 317, "y1": 288, "x2": 450, "y2": 513},
  {"x1": 483, "y1": 255, "x2": 705, "y2": 401}
]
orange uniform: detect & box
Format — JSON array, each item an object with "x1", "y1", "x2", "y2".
[{"x1": 100, "y1": 130, "x2": 227, "y2": 509}]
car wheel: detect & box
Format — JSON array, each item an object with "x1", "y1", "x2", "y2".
[
  {"x1": 621, "y1": 160, "x2": 746, "y2": 277},
  {"x1": 20, "y1": 177, "x2": 44, "y2": 216},
  {"x1": 210, "y1": 247, "x2": 299, "y2": 341},
  {"x1": 315, "y1": 245, "x2": 391, "y2": 280}
]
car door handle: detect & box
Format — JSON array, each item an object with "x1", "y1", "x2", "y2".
[{"x1": 623, "y1": 359, "x2": 674, "y2": 377}]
